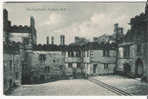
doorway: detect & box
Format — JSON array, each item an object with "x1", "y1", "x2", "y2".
[
  {"x1": 135, "y1": 58, "x2": 144, "y2": 77},
  {"x1": 93, "y1": 64, "x2": 97, "y2": 74}
]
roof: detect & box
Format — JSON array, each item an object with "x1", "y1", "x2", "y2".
[{"x1": 33, "y1": 41, "x2": 116, "y2": 51}]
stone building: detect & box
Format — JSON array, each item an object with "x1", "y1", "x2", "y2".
[
  {"x1": 117, "y1": 1, "x2": 148, "y2": 81},
  {"x1": 82, "y1": 42, "x2": 116, "y2": 76},
  {"x1": 22, "y1": 35, "x2": 70, "y2": 84},
  {"x1": 64, "y1": 45, "x2": 84, "y2": 78},
  {"x1": 3, "y1": 9, "x2": 37, "y2": 93},
  {"x1": 65, "y1": 39, "x2": 116, "y2": 78}
]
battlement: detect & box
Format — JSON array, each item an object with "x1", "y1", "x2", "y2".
[
  {"x1": 9, "y1": 25, "x2": 31, "y2": 33},
  {"x1": 3, "y1": 9, "x2": 37, "y2": 45}
]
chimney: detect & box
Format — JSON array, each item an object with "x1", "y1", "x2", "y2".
[
  {"x1": 114, "y1": 23, "x2": 119, "y2": 34},
  {"x1": 63, "y1": 35, "x2": 65, "y2": 45},
  {"x1": 60, "y1": 35, "x2": 65, "y2": 45},
  {"x1": 51, "y1": 36, "x2": 54, "y2": 45},
  {"x1": 46, "y1": 36, "x2": 49, "y2": 45},
  {"x1": 120, "y1": 27, "x2": 123, "y2": 34}
]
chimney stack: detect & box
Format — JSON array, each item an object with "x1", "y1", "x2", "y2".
[
  {"x1": 51, "y1": 36, "x2": 54, "y2": 45},
  {"x1": 120, "y1": 27, "x2": 123, "y2": 34},
  {"x1": 46, "y1": 36, "x2": 49, "y2": 45},
  {"x1": 60, "y1": 35, "x2": 65, "y2": 45},
  {"x1": 118, "y1": 27, "x2": 124, "y2": 35},
  {"x1": 114, "y1": 23, "x2": 119, "y2": 33}
]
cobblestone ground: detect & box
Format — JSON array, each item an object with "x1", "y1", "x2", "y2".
[
  {"x1": 10, "y1": 79, "x2": 117, "y2": 96},
  {"x1": 93, "y1": 75, "x2": 148, "y2": 95}
]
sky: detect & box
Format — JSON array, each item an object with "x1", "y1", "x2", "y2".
[{"x1": 4, "y1": 2, "x2": 146, "y2": 45}]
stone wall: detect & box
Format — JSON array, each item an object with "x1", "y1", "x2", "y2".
[
  {"x1": 86, "y1": 49, "x2": 116, "y2": 75},
  {"x1": 25, "y1": 51, "x2": 65, "y2": 84},
  {"x1": 3, "y1": 53, "x2": 22, "y2": 93},
  {"x1": 88, "y1": 63, "x2": 115, "y2": 75},
  {"x1": 118, "y1": 43, "x2": 147, "y2": 77}
]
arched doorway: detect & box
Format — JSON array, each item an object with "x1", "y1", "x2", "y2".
[{"x1": 135, "y1": 58, "x2": 144, "y2": 77}]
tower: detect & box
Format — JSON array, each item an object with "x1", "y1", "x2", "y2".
[
  {"x1": 30, "y1": 16, "x2": 37, "y2": 45},
  {"x1": 3, "y1": 9, "x2": 10, "y2": 43}
]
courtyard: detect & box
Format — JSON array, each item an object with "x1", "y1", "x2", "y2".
[
  {"x1": 92, "y1": 75, "x2": 148, "y2": 95},
  {"x1": 9, "y1": 79, "x2": 117, "y2": 96}
]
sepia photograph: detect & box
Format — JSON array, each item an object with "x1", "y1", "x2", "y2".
[{"x1": 2, "y1": 0, "x2": 148, "y2": 96}]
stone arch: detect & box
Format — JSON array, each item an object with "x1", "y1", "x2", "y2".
[{"x1": 135, "y1": 58, "x2": 144, "y2": 77}]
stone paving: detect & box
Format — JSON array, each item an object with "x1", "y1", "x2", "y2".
[
  {"x1": 9, "y1": 79, "x2": 117, "y2": 96},
  {"x1": 93, "y1": 75, "x2": 148, "y2": 95}
]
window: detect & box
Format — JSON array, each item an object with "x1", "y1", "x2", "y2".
[
  {"x1": 68, "y1": 51, "x2": 71, "y2": 57},
  {"x1": 59, "y1": 65, "x2": 63, "y2": 70},
  {"x1": 104, "y1": 64, "x2": 109, "y2": 69},
  {"x1": 68, "y1": 63, "x2": 72, "y2": 68},
  {"x1": 45, "y1": 66, "x2": 50, "y2": 72},
  {"x1": 103, "y1": 50, "x2": 110, "y2": 57},
  {"x1": 77, "y1": 63, "x2": 81, "y2": 68},
  {"x1": 62, "y1": 51, "x2": 66, "y2": 56},
  {"x1": 9, "y1": 60, "x2": 12, "y2": 71},
  {"x1": 87, "y1": 51, "x2": 89, "y2": 57},
  {"x1": 39, "y1": 54, "x2": 46, "y2": 64},
  {"x1": 67, "y1": 51, "x2": 75, "y2": 57},
  {"x1": 82, "y1": 52, "x2": 85, "y2": 57},
  {"x1": 23, "y1": 38, "x2": 29, "y2": 45},
  {"x1": 119, "y1": 47, "x2": 124, "y2": 58},
  {"x1": 76, "y1": 51, "x2": 81, "y2": 57},
  {"x1": 90, "y1": 51, "x2": 93, "y2": 57},
  {"x1": 123, "y1": 46, "x2": 130, "y2": 58},
  {"x1": 53, "y1": 59, "x2": 56, "y2": 63},
  {"x1": 71, "y1": 52, "x2": 74, "y2": 57}
]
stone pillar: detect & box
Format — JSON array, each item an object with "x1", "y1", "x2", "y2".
[
  {"x1": 23, "y1": 43, "x2": 33, "y2": 84},
  {"x1": 18, "y1": 44, "x2": 24, "y2": 85}
]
